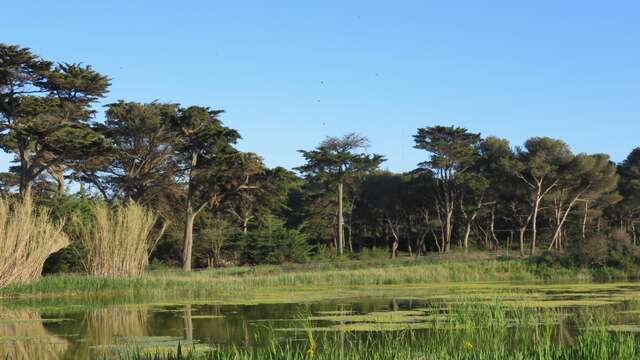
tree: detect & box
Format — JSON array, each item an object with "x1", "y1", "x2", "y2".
[
  {"x1": 172, "y1": 106, "x2": 264, "y2": 271},
  {"x1": 226, "y1": 166, "x2": 296, "y2": 234},
  {"x1": 78, "y1": 101, "x2": 181, "y2": 212},
  {"x1": 546, "y1": 154, "x2": 619, "y2": 250},
  {"x1": 512, "y1": 137, "x2": 573, "y2": 255},
  {"x1": 615, "y1": 148, "x2": 640, "y2": 243},
  {"x1": 0, "y1": 44, "x2": 110, "y2": 195},
  {"x1": 359, "y1": 172, "x2": 411, "y2": 258},
  {"x1": 413, "y1": 126, "x2": 481, "y2": 252},
  {"x1": 296, "y1": 133, "x2": 384, "y2": 255}
]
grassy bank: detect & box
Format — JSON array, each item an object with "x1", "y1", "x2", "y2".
[{"x1": 1, "y1": 254, "x2": 634, "y2": 302}]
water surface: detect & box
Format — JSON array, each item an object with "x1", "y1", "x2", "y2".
[{"x1": 3, "y1": 280, "x2": 640, "y2": 359}]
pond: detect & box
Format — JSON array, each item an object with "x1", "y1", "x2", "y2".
[{"x1": 2, "y1": 281, "x2": 640, "y2": 359}]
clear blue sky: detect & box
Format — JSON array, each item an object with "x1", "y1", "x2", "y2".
[{"x1": 3, "y1": 1, "x2": 640, "y2": 172}]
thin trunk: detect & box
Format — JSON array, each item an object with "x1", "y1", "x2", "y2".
[
  {"x1": 242, "y1": 217, "x2": 249, "y2": 234},
  {"x1": 18, "y1": 143, "x2": 30, "y2": 197},
  {"x1": 530, "y1": 192, "x2": 541, "y2": 256},
  {"x1": 445, "y1": 206, "x2": 453, "y2": 252},
  {"x1": 582, "y1": 201, "x2": 589, "y2": 239},
  {"x1": 549, "y1": 195, "x2": 584, "y2": 251},
  {"x1": 337, "y1": 182, "x2": 344, "y2": 256},
  {"x1": 182, "y1": 207, "x2": 195, "y2": 271},
  {"x1": 387, "y1": 218, "x2": 399, "y2": 259},
  {"x1": 519, "y1": 225, "x2": 527, "y2": 256},
  {"x1": 183, "y1": 153, "x2": 198, "y2": 272},
  {"x1": 463, "y1": 223, "x2": 472, "y2": 254},
  {"x1": 53, "y1": 167, "x2": 65, "y2": 194},
  {"x1": 490, "y1": 209, "x2": 499, "y2": 252}
]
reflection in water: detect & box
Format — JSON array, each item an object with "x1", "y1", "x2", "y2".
[
  {"x1": 85, "y1": 308, "x2": 149, "y2": 347},
  {"x1": 85, "y1": 307, "x2": 149, "y2": 346},
  {"x1": 0, "y1": 307, "x2": 69, "y2": 360},
  {"x1": 3, "y1": 282, "x2": 640, "y2": 359},
  {"x1": 66, "y1": 307, "x2": 150, "y2": 359},
  {"x1": 183, "y1": 304, "x2": 193, "y2": 343}
]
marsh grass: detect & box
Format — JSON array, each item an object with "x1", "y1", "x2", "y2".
[
  {"x1": 109, "y1": 303, "x2": 640, "y2": 360},
  {"x1": 0, "y1": 195, "x2": 70, "y2": 287},
  {"x1": 82, "y1": 201, "x2": 158, "y2": 277},
  {"x1": 0, "y1": 257, "x2": 623, "y2": 301}
]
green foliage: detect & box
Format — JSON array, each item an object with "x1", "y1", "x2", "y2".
[
  {"x1": 241, "y1": 215, "x2": 312, "y2": 264},
  {"x1": 38, "y1": 194, "x2": 93, "y2": 273},
  {"x1": 414, "y1": 125, "x2": 481, "y2": 175},
  {"x1": 532, "y1": 229, "x2": 640, "y2": 271}
]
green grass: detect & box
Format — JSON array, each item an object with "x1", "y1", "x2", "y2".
[{"x1": 0, "y1": 255, "x2": 634, "y2": 303}]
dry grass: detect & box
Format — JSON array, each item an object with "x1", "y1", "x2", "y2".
[
  {"x1": 0, "y1": 195, "x2": 70, "y2": 287},
  {"x1": 83, "y1": 201, "x2": 158, "y2": 277}
]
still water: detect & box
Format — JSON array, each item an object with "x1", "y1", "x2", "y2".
[{"x1": 2, "y1": 281, "x2": 640, "y2": 359}]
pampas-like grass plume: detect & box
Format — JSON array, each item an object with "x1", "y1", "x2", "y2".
[
  {"x1": 84, "y1": 201, "x2": 158, "y2": 277},
  {"x1": 0, "y1": 195, "x2": 70, "y2": 287}
]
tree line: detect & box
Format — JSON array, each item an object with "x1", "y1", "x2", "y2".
[{"x1": 2, "y1": 43, "x2": 640, "y2": 271}]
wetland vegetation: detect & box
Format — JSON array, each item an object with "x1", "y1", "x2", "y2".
[{"x1": 3, "y1": 42, "x2": 640, "y2": 359}]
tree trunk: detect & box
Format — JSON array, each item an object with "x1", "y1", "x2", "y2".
[
  {"x1": 530, "y1": 193, "x2": 541, "y2": 256},
  {"x1": 463, "y1": 222, "x2": 472, "y2": 254},
  {"x1": 519, "y1": 225, "x2": 527, "y2": 256},
  {"x1": 182, "y1": 207, "x2": 195, "y2": 271},
  {"x1": 18, "y1": 143, "x2": 31, "y2": 197},
  {"x1": 549, "y1": 195, "x2": 584, "y2": 251},
  {"x1": 582, "y1": 201, "x2": 589, "y2": 239},
  {"x1": 52, "y1": 167, "x2": 65, "y2": 194},
  {"x1": 490, "y1": 209, "x2": 499, "y2": 252},
  {"x1": 337, "y1": 182, "x2": 344, "y2": 256},
  {"x1": 183, "y1": 153, "x2": 198, "y2": 272},
  {"x1": 445, "y1": 206, "x2": 453, "y2": 252},
  {"x1": 242, "y1": 217, "x2": 249, "y2": 234},
  {"x1": 387, "y1": 218, "x2": 399, "y2": 259}
]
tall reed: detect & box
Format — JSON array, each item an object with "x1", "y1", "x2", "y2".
[
  {"x1": 83, "y1": 201, "x2": 158, "y2": 277},
  {"x1": 0, "y1": 195, "x2": 70, "y2": 287}
]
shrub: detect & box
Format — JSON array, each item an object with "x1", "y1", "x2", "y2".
[
  {"x1": 242, "y1": 215, "x2": 312, "y2": 264},
  {"x1": 559, "y1": 229, "x2": 640, "y2": 270},
  {"x1": 580, "y1": 235, "x2": 610, "y2": 267},
  {"x1": 40, "y1": 194, "x2": 93, "y2": 273},
  {"x1": 0, "y1": 195, "x2": 70, "y2": 287},
  {"x1": 81, "y1": 201, "x2": 159, "y2": 277},
  {"x1": 355, "y1": 247, "x2": 391, "y2": 260}
]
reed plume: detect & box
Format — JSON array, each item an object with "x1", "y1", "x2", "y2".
[
  {"x1": 83, "y1": 201, "x2": 158, "y2": 277},
  {"x1": 0, "y1": 195, "x2": 70, "y2": 287}
]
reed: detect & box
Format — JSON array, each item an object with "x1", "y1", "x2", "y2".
[
  {"x1": 0, "y1": 195, "x2": 69, "y2": 287},
  {"x1": 83, "y1": 201, "x2": 158, "y2": 277}
]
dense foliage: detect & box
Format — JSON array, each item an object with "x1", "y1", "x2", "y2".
[{"x1": 2, "y1": 43, "x2": 640, "y2": 273}]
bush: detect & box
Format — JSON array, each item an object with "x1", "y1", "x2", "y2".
[
  {"x1": 559, "y1": 229, "x2": 640, "y2": 270},
  {"x1": 577, "y1": 235, "x2": 609, "y2": 267},
  {"x1": 354, "y1": 247, "x2": 391, "y2": 260},
  {"x1": 313, "y1": 244, "x2": 338, "y2": 262},
  {"x1": 242, "y1": 215, "x2": 312, "y2": 264},
  {"x1": 40, "y1": 194, "x2": 93, "y2": 273}
]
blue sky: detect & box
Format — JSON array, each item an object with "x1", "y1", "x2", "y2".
[{"x1": 3, "y1": 1, "x2": 640, "y2": 172}]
